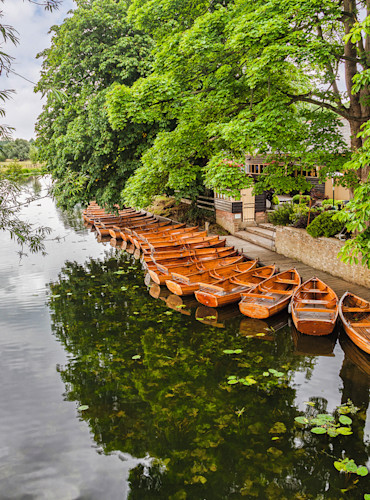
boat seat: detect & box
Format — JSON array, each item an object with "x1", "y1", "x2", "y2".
[
  {"x1": 242, "y1": 292, "x2": 275, "y2": 300},
  {"x1": 275, "y1": 279, "x2": 298, "y2": 284},
  {"x1": 302, "y1": 289, "x2": 327, "y2": 293},
  {"x1": 342, "y1": 307, "x2": 370, "y2": 312},
  {"x1": 263, "y1": 288, "x2": 293, "y2": 294},
  {"x1": 352, "y1": 322, "x2": 370, "y2": 327},
  {"x1": 300, "y1": 299, "x2": 334, "y2": 305},
  {"x1": 295, "y1": 307, "x2": 335, "y2": 313}
]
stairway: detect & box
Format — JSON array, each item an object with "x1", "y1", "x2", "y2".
[{"x1": 235, "y1": 223, "x2": 276, "y2": 251}]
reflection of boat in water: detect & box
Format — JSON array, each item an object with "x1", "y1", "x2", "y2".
[
  {"x1": 96, "y1": 234, "x2": 111, "y2": 244},
  {"x1": 110, "y1": 238, "x2": 125, "y2": 249},
  {"x1": 339, "y1": 333, "x2": 370, "y2": 377},
  {"x1": 239, "y1": 311, "x2": 290, "y2": 340},
  {"x1": 149, "y1": 284, "x2": 171, "y2": 301},
  {"x1": 291, "y1": 325, "x2": 337, "y2": 356},
  {"x1": 166, "y1": 294, "x2": 198, "y2": 315},
  {"x1": 195, "y1": 304, "x2": 242, "y2": 328}
]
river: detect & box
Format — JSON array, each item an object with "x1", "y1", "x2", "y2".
[{"x1": 0, "y1": 178, "x2": 369, "y2": 499}]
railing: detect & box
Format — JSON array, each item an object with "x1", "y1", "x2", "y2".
[{"x1": 180, "y1": 195, "x2": 215, "y2": 212}]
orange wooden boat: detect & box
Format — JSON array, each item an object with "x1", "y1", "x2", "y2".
[
  {"x1": 144, "y1": 246, "x2": 236, "y2": 265},
  {"x1": 166, "y1": 260, "x2": 258, "y2": 296},
  {"x1": 131, "y1": 222, "x2": 186, "y2": 239},
  {"x1": 238, "y1": 269, "x2": 300, "y2": 319},
  {"x1": 338, "y1": 292, "x2": 370, "y2": 354},
  {"x1": 194, "y1": 265, "x2": 275, "y2": 307},
  {"x1": 135, "y1": 225, "x2": 198, "y2": 244},
  {"x1": 145, "y1": 236, "x2": 226, "y2": 255},
  {"x1": 139, "y1": 230, "x2": 208, "y2": 251},
  {"x1": 110, "y1": 220, "x2": 173, "y2": 240},
  {"x1": 96, "y1": 215, "x2": 157, "y2": 237},
  {"x1": 149, "y1": 254, "x2": 243, "y2": 285},
  {"x1": 291, "y1": 278, "x2": 338, "y2": 336}
]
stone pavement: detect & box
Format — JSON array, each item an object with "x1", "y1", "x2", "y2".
[{"x1": 225, "y1": 234, "x2": 370, "y2": 302}]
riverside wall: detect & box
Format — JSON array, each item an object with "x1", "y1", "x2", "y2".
[{"x1": 275, "y1": 226, "x2": 370, "y2": 288}]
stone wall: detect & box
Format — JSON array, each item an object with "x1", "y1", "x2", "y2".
[{"x1": 275, "y1": 226, "x2": 370, "y2": 288}]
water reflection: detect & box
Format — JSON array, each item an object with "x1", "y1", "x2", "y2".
[{"x1": 48, "y1": 254, "x2": 370, "y2": 499}]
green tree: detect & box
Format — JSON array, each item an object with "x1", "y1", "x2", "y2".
[
  {"x1": 2, "y1": 138, "x2": 31, "y2": 160},
  {"x1": 35, "y1": 0, "x2": 160, "y2": 208},
  {"x1": 106, "y1": 0, "x2": 367, "y2": 206}
]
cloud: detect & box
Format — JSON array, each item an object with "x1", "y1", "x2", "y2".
[{"x1": 1, "y1": 0, "x2": 75, "y2": 139}]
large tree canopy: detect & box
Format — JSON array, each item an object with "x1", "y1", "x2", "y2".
[
  {"x1": 106, "y1": 0, "x2": 370, "y2": 205},
  {"x1": 35, "y1": 0, "x2": 159, "y2": 208}
]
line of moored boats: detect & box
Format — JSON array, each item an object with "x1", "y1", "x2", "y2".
[{"x1": 83, "y1": 202, "x2": 370, "y2": 355}]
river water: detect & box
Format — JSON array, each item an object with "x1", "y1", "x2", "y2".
[{"x1": 0, "y1": 178, "x2": 369, "y2": 499}]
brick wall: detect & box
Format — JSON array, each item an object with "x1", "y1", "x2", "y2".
[
  {"x1": 275, "y1": 227, "x2": 370, "y2": 287},
  {"x1": 215, "y1": 209, "x2": 242, "y2": 234}
]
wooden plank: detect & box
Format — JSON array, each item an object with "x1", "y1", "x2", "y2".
[
  {"x1": 352, "y1": 322, "x2": 370, "y2": 327},
  {"x1": 264, "y1": 288, "x2": 293, "y2": 294},
  {"x1": 242, "y1": 293, "x2": 275, "y2": 300},
  {"x1": 303, "y1": 289, "x2": 327, "y2": 293},
  {"x1": 295, "y1": 307, "x2": 335, "y2": 313},
  {"x1": 342, "y1": 307, "x2": 370, "y2": 312},
  {"x1": 275, "y1": 279, "x2": 298, "y2": 284},
  {"x1": 300, "y1": 299, "x2": 332, "y2": 305}
]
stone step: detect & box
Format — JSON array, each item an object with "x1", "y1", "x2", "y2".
[
  {"x1": 257, "y1": 223, "x2": 276, "y2": 232},
  {"x1": 235, "y1": 230, "x2": 276, "y2": 251},
  {"x1": 245, "y1": 226, "x2": 276, "y2": 241}
]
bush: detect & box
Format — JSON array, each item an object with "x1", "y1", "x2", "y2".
[
  {"x1": 293, "y1": 211, "x2": 321, "y2": 229},
  {"x1": 292, "y1": 194, "x2": 311, "y2": 204},
  {"x1": 271, "y1": 195, "x2": 279, "y2": 206},
  {"x1": 306, "y1": 211, "x2": 344, "y2": 238},
  {"x1": 268, "y1": 203, "x2": 294, "y2": 226},
  {"x1": 321, "y1": 199, "x2": 344, "y2": 209}
]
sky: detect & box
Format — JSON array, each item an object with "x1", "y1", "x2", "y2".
[{"x1": 1, "y1": 0, "x2": 75, "y2": 140}]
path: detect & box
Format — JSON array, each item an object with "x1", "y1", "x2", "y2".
[{"x1": 225, "y1": 234, "x2": 370, "y2": 301}]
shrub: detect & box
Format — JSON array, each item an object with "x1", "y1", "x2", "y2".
[
  {"x1": 271, "y1": 195, "x2": 279, "y2": 206},
  {"x1": 293, "y1": 211, "x2": 321, "y2": 229},
  {"x1": 268, "y1": 203, "x2": 294, "y2": 226},
  {"x1": 322, "y1": 199, "x2": 344, "y2": 209},
  {"x1": 292, "y1": 194, "x2": 311, "y2": 204},
  {"x1": 306, "y1": 211, "x2": 344, "y2": 238}
]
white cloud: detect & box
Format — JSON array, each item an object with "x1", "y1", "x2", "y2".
[{"x1": 1, "y1": 0, "x2": 75, "y2": 139}]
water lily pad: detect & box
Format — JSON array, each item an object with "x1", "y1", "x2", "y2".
[
  {"x1": 294, "y1": 416, "x2": 309, "y2": 425},
  {"x1": 311, "y1": 427, "x2": 327, "y2": 434},
  {"x1": 356, "y1": 466, "x2": 368, "y2": 476},
  {"x1": 132, "y1": 354, "x2": 141, "y2": 360},
  {"x1": 339, "y1": 415, "x2": 352, "y2": 425}
]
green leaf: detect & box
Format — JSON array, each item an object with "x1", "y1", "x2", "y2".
[
  {"x1": 78, "y1": 405, "x2": 89, "y2": 411},
  {"x1": 334, "y1": 461, "x2": 345, "y2": 472},
  {"x1": 336, "y1": 427, "x2": 353, "y2": 435},
  {"x1": 339, "y1": 415, "x2": 352, "y2": 425},
  {"x1": 294, "y1": 416, "x2": 309, "y2": 425},
  {"x1": 356, "y1": 466, "x2": 368, "y2": 477},
  {"x1": 311, "y1": 427, "x2": 327, "y2": 434},
  {"x1": 132, "y1": 354, "x2": 141, "y2": 360}
]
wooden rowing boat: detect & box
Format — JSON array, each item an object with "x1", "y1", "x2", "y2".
[
  {"x1": 238, "y1": 269, "x2": 300, "y2": 319},
  {"x1": 149, "y1": 255, "x2": 243, "y2": 285},
  {"x1": 145, "y1": 235, "x2": 225, "y2": 254},
  {"x1": 143, "y1": 246, "x2": 235, "y2": 264},
  {"x1": 136, "y1": 225, "x2": 199, "y2": 245},
  {"x1": 139, "y1": 230, "x2": 208, "y2": 252},
  {"x1": 291, "y1": 278, "x2": 338, "y2": 335},
  {"x1": 338, "y1": 292, "x2": 370, "y2": 354},
  {"x1": 194, "y1": 265, "x2": 275, "y2": 307},
  {"x1": 166, "y1": 259, "x2": 258, "y2": 296}
]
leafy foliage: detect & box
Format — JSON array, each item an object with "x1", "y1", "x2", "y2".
[
  {"x1": 268, "y1": 203, "x2": 294, "y2": 226},
  {"x1": 306, "y1": 211, "x2": 343, "y2": 238},
  {"x1": 35, "y1": 0, "x2": 157, "y2": 209}
]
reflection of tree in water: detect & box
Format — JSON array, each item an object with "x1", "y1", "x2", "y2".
[
  {"x1": 48, "y1": 254, "x2": 370, "y2": 499},
  {"x1": 55, "y1": 204, "x2": 88, "y2": 233}
]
